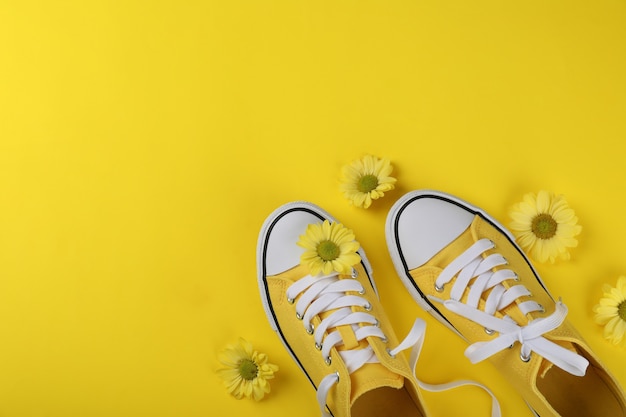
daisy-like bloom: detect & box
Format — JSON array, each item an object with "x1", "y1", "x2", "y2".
[
  {"x1": 297, "y1": 220, "x2": 361, "y2": 275},
  {"x1": 216, "y1": 338, "x2": 279, "y2": 401},
  {"x1": 508, "y1": 190, "x2": 582, "y2": 264},
  {"x1": 340, "y1": 154, "x2": 397, "y2": 209},
  {"x1": 593, "y1": 276, "x2": 626, "y2": 347}
]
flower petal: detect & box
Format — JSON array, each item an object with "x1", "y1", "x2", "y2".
[{"x1": 535, "y1": 190, "x2": 552, "y2": 213}]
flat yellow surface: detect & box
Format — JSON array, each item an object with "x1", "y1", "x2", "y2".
[{"x1": 1, "y1": 1, "x2": 625, "y2": 416}]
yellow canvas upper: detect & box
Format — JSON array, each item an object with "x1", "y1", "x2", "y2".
[
  {"x1": 266, "y1": 263, "x2": 428, "y2": 417},
  {"x1": 408, "y1": 214, "x2": 626, "y2": 417}
]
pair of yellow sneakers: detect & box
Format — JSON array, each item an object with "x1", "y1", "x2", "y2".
[{"x1": 256, "y1": 190, "x2": 626, "y2": 417}]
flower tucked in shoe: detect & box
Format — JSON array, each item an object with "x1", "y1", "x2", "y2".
[
  {"x1": 340, "y1": 155, "x2": 396, "y2": 209},
  {"x1": 593, "y1": 276, "x2": 626, "y2": 347},
  {"x1": 508, "y1": 190, "x2": 582, "y2": 264},
  {"x1": 216, "y1": 338, "x2": 279, "y2": 401},
  {"x1": 297, "y1": 220, "x2": 361, "y2": 275}
]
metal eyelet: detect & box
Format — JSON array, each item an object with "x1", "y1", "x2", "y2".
[
  {"x1": 513, "y1": 272, "x2": 520, "y2": 282},
  {"x1": 537, "y1": 304, "x2": 545, "y2": 313},
  {"x1": 325, "y1": 356, "x2": 332, "y2": 366},
  {"x1": 386, "y1": 348, "x2": 396, "y2": 358},
  {"x1": 363, "y1": 302, "x2": 372, "y2": 311},
  {"x1": 306, "y1": 324, "x2": 314, "y2": 335},
  {"x1": 296, "y1": 312, "x2": 303, "y2": 320},
  {"x1": 380, "y1": 336, "x2": 388, "y2": 343},
  {"x1": 374, "y1": 319, "x2": 380, "y2": 327},
  {"x1": 484, "y1": 328, "x2": 495, "y2": 335},
  {"x1": 287, "y1": 296, "x2": 295, "y2": 304},
  {"x1": 351, "y1": 268, "x2": 358, "y2": 278},
  {"x1": 520, "y1": 352, "x2": 532, "y2": 362},
  {"x1": 358, "y1": 288, "x2": 365, "y2": 295},
  {"x1": 488, "y1": 239, "x2": 496, "y2": 248},
  {"x1": 435, "y1": 283, "x2": 444, "y2": 292},
  {"x1": 315, "y1": 342, "x2": 322, "y2": 350}
]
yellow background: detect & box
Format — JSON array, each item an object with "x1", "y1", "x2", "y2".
[{"x1": 1, "y1": 1, "x2": 625, "y2": 416}]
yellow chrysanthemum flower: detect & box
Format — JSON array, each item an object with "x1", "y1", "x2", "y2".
[
  {"x1": 593, "y1": 276, "x2": 626, "y2": 347},
  {"x1": 340, "y1": 155, "x2": 397, "y2": 209},
  {"x1": 216, "y1": 338, "x2": 279, "y2": 401},
  {"x1": 508, "y1": 190, "x2": 582, "y2": 264},
  {"x1": 297, "y1": 220, "x2": 361, "y2": 275}
]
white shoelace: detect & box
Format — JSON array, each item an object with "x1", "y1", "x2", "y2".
[
  {"x1": 429, "y1": 238, "x2": 589, "y2": 376},
  {"x1": 287, "y1": 269, "x2": 502, "y2": 417}
]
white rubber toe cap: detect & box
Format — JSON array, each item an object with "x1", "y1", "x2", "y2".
[
  {"x1": 395, "y1": 194, "x2": 474, "y2": 270},
  {"x1": 264, "y1": 208, "x2": 323, "y2": 276}
]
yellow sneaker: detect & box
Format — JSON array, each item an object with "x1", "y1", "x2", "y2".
[
  {"x1": 386, "y1": 190, "x2": 626, "y2": 417},
  {"x1": 257, "y1": 202, "x2": 430, "y2": 417}
]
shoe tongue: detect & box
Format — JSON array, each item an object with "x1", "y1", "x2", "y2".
[
  {"x1": 349, "y1": 363, "x2": 405, "y2": 405},
  {"x1": 328, "y1": 297, "x2": 404, "y2": 403},
  {"x1": 536, "y1": 339, "x2": 580, "y2": 378},
  {"x1": 337, "y1": 324, "x2": 361, "y2": 350},
  {"x1": 321, "y1": 288, "x2": 404, "y2": 405},
  {"x1": 283, "y1": 265, "x2": 405, "y2": 401},
  {"x1": 332, "y1": 321, "x2": 404, "y2": 404}
]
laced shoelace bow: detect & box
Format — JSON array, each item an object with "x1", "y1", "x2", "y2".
[
  {"x1": 429, "y1": 238, "x2": 589, "y2": 376},
  {"x1": 287, "y1": 269, "x2": 501, "y2": 417}
]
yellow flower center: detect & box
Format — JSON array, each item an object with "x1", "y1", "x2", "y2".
[
  {"x1": 531, "y1": 213, "x2": 558, "y2": 239},
  {"x1": 238, "y1": 359, "x2": 258, "y2": 381},
  {"x1": 618, "y1": 300, "x2": 626, "y2": 322},
  {"x1": 317, "y1": 240, "x2": 340, "y2": 261},
  {"x1": 357, "y1": 174, "x2": 379, "y2": 193}
]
